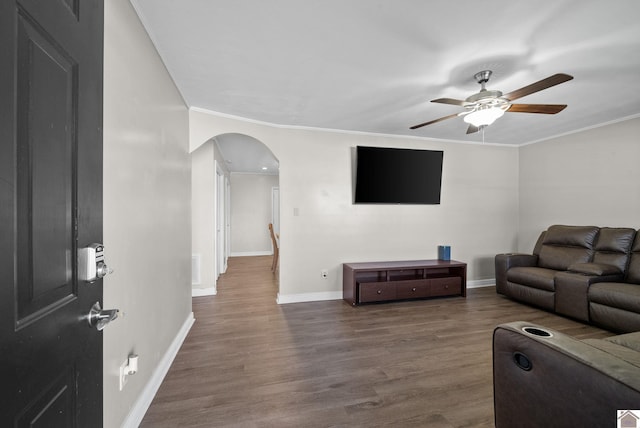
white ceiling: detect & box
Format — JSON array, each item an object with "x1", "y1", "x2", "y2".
[
  {"x1": 131, "y1": 0, "x2": 640, "y2": 170},
  {"x1": 214, "y1": 133, "x2": 279, "y2": 175}
]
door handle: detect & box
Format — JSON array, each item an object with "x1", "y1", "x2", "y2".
[{"x1": 87, "y1": 301, "x2": 119, "y2": 331}]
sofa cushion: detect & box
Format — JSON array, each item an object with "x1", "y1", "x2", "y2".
[
  {"x1": 539, "y1": 246, "x2": 594, "y2": 271},
  {"x1": 589, "y1": 282, "x2": 640, "y2": 313},
  {"x1": 532, "y1": 231, "x2": 546, "y2": 256},
  {"x1": 542, "y1": 225, "x2": 599, "y2": 247},
  {"x1": 507, "y1": 267, "x2": 557, "y2": 291},
  {"x1": 605, "y1": 331, "x2": 640, "y2": 353},
  {"x1": 590, "y1": 303, "x2": 640, "y2": 334},
  {"x1": 538, "y1": 225, "x2": 598, "y2": 270},
  {"x1": 568, "y1": 262, "x2": 621, "y2": 276},
  {"x1": 626, "y1": 232, "x2": 640, "y2": 284},
  {"x1": 595, "y1": 228, "x2": 636, "y2": 252},
  {"x1": 592, "y1": 227, "x2": 637, "y2": 272},
  {"x1": 583, "y1": 338, "x2": 640, "y2": 368}
]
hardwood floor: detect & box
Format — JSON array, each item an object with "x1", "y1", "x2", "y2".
[{"x1": 140, "y1": 256, "x2": 609, "y2": 427}]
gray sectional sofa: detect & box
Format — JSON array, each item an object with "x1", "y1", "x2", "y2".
[{"x1": 495, "y1": 225, "x2": 640, "y2": 333}]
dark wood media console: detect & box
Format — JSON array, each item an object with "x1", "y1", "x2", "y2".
[{"x1": 343, "y1": 259, "x2": 467, "y2": 305}]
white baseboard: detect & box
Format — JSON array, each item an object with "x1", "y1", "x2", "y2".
[
  {"x1": 467, "y1": 279, "x2": 495, "y2": 288},
  {"x1": 276, "y1": 291, "x2": 343, "y2": 304},
  {"x1": 192, "y1": 286, "x2": 217, "y2": 297},
  {"x1": 121, "y1": 312, "x2": 195, "y2": 428},
  {"x1": 230, "y1": 250, "x2": 272, "y2": 257}
]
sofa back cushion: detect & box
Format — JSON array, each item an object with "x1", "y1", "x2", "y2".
[
  {"x1": 592, "y1": 227, "x2": 637, "y2": 273},
  {"x1": 626, "y1": 231, "x2": 640, "y2": 284},
  {"x1": 538, "y1": 225, "x2": 599, "y2": 271},
  {"x1": 532, "y1": 231, "x2": 546, "y2": 256}
]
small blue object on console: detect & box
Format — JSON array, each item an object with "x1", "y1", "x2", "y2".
[{"x1": 438, "y1": 245, "x2": 451, "y2": 261}]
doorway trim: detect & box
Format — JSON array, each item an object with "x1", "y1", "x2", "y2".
[{"x1": 216, "y1": 161, "x2": 228, "y2": 279}]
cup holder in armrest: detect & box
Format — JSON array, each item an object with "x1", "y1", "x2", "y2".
[{"x1": 522, "y1": 326, "x2": 553, "y2": 338}]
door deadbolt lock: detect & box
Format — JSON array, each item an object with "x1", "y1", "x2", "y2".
[{"x1": 79, "y1": 243, "x2": 114, "y2": 283}]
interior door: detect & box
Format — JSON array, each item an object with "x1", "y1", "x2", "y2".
[{"x1": 0, "y1": 0, "x2": 105, "y2": 426}]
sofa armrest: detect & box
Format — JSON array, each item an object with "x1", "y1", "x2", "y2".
[
  {"x1": 554, "y1": 270, "x2": 625, "y2": 321},
  {"x1": 493, "y1": 321, "x2": 640, "y2": 428},
  {"x1": 495, "y1": 253, "x2": 538, "y2": 294}
]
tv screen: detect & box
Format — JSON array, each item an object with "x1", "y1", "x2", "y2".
[{"x1": 354, "y1": 146, "x2": 443, "y2": 204}]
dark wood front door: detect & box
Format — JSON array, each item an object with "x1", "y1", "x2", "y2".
[{"x1": 0, "y1": 0, "x2": 104, "y2": 426}]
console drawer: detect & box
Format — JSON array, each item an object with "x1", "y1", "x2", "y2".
[
  {"x1": 430, "y1": 277, "x2": 462, "y2": 296},
  {"x1": 344, "y1": 260, "x2": 467, "y2": 306},
  {"x1": 396, "y1": 279, "x2": 431, "y2": 299},
  {"x1": 358, "y1": 282, "x2": 397, "y2": 303}
]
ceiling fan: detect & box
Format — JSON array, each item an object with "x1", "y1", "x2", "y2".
[{"x1": 410, "y1": 70, "x2": 573, "y2": 134}]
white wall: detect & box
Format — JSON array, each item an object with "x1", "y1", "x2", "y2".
[
  {"x1": 190, "y1": 110, "x2": 520, "y2": 302},
  {"x1": 518, "y1": 117, "x2": 640, "y2": 252},
  {"x1": 191, "y1": 141, "x2": 215, "y2": 291},
  {"x1": 191, "y1": 140, "x2": 231, "y2": 293},
  {"x1": 230, "y1": 173, "x2": 279, "y2": 255},
  {"x1": 103, "y1": 1, "x2": 192, "y2": 427}
]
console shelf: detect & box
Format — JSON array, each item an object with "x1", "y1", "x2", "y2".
[{"x1": 343, "y1": 259, "x2": 467, "y2": 305}]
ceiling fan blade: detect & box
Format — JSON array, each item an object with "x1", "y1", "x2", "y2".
[
  {"x1": 507, "y1": 104, "x2": 568, "y2": 114},
  {"x1": 466, "y1": 124, "x2": 480, "y2": 134},
  {"x1": 431, "y1": 98, "x2": 470, "y2": 106},
  {"x1": 502, "y1": 73, "x2": 573, "y2": 101},
  {"x1": 410, "y1": 113, "x2": 459, "y2": 130}
]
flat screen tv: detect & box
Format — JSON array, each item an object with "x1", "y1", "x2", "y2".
[{"x1": 354, "y1": 146, "x2": 443, "y2": 204}]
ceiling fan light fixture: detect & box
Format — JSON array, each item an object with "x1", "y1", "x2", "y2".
[
  {"x1": 463, "y1": 105, "x2": 506, "y2": 127},
  {"x1": 410, "y1": 71, "x2": 573, "y2": 133}
]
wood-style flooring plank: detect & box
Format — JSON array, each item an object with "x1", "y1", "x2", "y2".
[{"x1": 140, "y1": 256, "x2": 609, "y2": 427}]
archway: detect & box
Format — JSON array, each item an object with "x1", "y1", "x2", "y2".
[{"x1": 191, "y1": 133, "x2": 279, "y2": 297}]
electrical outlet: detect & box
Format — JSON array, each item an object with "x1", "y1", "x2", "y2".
[
  {"x1": 119, "y1": 360, "x2": 129, "y2": 391},
  {"x1": 321, "y1": 269, "x2": 328, "y2": 279}
]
